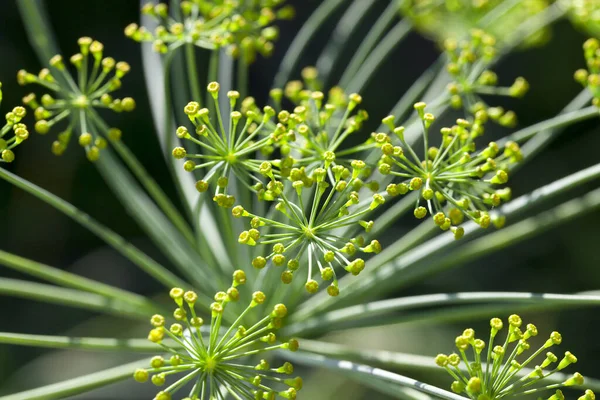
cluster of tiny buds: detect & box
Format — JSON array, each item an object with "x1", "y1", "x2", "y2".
[
  {"x1": 0, "y1": 83, "x2": 29, "y2": 163},
  {"x1": 436, "y1": 315, "x2": 590, "y2": 400},
  {"x1": 574, "y1": 38, "x2": 600, "y2": 107},
  {"x1": 126, "y1": 1, "x2": 294, "y2": 62},
  {"x1": 18, "y1": 38, "x2": 133, "y2": 161},
  {"x1": 444, "y1": 29, "x2": 528, "y2": 123}
]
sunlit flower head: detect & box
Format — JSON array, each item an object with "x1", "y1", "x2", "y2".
[
  {"x1": 0, "y1": 83, "x2": 29, "y2": 163},
  {"x1": 379, "y1": 102, "x2": 520, "y2": 238},
  {"x1": 174, "y1": 82, "x2": 292, "y2": 208},
  {"x1": 267, "y1": 67, "x2": 375, "y2": 170},
  {"x1": 436, "y1": 315, "x2": 591, "y2": 400},
  {"x1": 134, "y1": 270, "x2": 302, "y2": 400},
  {"x1": 444, "y1": 30, "x2": 529, "y2": 126},
  {"x1": 563, "y1": 0, "x2": 600, "y2": 38},
  {"x1": 18, "y1": 37, "x2": 133, "y2": 161},
  {"x1": 126, "y1": 0, "x2": 294, "y2": 61},
  {"x1": 233, "y1": 160, "x2": 385, "y2": 296}
]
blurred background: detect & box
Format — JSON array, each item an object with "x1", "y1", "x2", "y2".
[{"x1": 1, "y1": 0, "x2": 599, "y2": 398}]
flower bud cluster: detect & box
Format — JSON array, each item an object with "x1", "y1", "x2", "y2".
[
  {"x1": 574, "y1": 38, "x2": 600, "y2": 107},
  {"x1": 136, "y1": 270, "x2": 302, "y2": 400},
  {"x1": 379, "y1": 102, "x2": 520, "y2": 238},
  {"x1": 126, "y1": 0, "x2": 294, "y2": 62},
  {"x1": 444, "y1": 30, "x2": 528, "y2": 127},
  {"x1": 18, "y1": 38, "x2": 133, "y2": 161},
  {"x1": 0, "y1": 83, "x2": 30, "y2": 163},
  {"x1": 436, "y1": 315, "x2": 591, "y2": 400}
]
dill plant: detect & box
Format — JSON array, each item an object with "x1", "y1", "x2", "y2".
[{"x1": 1, "y1": 1, "x2": 600, "y2": 400}]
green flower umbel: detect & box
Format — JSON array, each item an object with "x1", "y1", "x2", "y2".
[
  {"x1": 0, "y1": 83, "x2": 29, "y2": 163},
  {"x1": 379, "y1": 102, "x2": 520, "y2": 238},
  {"x1": 444, "y1": 30, "x2": 528, "y2": 126},
  {"x1": 436, "y1": 315, "x2": 592, "y2": 400},
  {"x1": 574, "y1": 38, "x2": 600, "y2": 107},
  {"x1": 268, "y1": 67, "x2": 375, "y2": 170},
  {"x1": 134, "y1": 270, "x2": 302, "y2": 400},
  {"x1": 233, "y1": 160, "x2": 384, "y2": 296},
  {"x1": 126, "y1": 0, "x2": 294, "y2": 61},
  {"x1": 563, "y1": 0, "x2": 600, "y2": 39},
  {"x1": 174, "y1": 82, "x2": 290, "y2": 208},
  {"x1": 18, "y1": 37, "x2": 134, "y2": 161}
]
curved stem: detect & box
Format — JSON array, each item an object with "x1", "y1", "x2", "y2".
[
  {"x1": 0, "y1": 332, "x2": 160, "y2": 352},
  {"x1": 0, "y1": 167, "x2": 187, "y2": 291},
  {"x1": 339, "y1": 1, "x2": 401, "y2": 88},
  {"x1": 272, "y1": 0, "x2": 349, "y2": 89}
]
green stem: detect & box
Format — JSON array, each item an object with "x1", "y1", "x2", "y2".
[
  {"x1": 0, "y1": 249, "x2": 158, "y2": 312},
  {"x1": 237, "y1": 50, "x2": 249, "y2": 100},
  {"x1": 0, "y1": 278, "x2": 149, "y2": 320},
  {"x1": 185, "y1": 43, "x2": 203, "y2": 104},
  {"x1": 0, "y1": 166, "x2": 187, "y2": 291},
  {"x1": 272, "y1": 0, "x2": 350, "y2": 89},
  {"x1": 88, "y1": 110, "x2": 197, "y2": 247},
  {"x1": 0, "y1": 358, "x2": 150, "y2": 400},
  {"x1": 0, "y1": 332, "x2": 161, "y2": 352},
  {"x1": 339, "y1": 1, "x2": 401, "y2": 88},
  {"x1": 315, "y1": 0, "x2": 379, "y2": 87},
  {"x1": 346, "y1": 18, "x2": 413, "y2": 93}
]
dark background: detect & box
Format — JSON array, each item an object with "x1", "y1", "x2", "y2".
[{"x1": 1, "y1": 0, "x2": 599, "y2": 398}]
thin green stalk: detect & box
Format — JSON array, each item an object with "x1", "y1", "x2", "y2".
[
  {"x1": 0, "y1": 166, "x2": 187, "y2": 291},
  {"x1": 237, "y1": 50, "x2": 249, "y2": 100},
  {"x1": 286, "y1": 292, "x2": 600, "y2": 336},
  {"x1": 315, "y1": 0, "x2": 379, "y2": 87},
  {"x1": 0, "y1": 249, "x2": 158, "y2": 312},
  {"x1": 0, "y1": 278, "x2": 149, "y2": 320},
  {"x1": 339, "y1": 1, "x2": 401, "y2": 88},
  {"x1": 294, "y1": 162, "x2": 600, "y2": 321},
  {"x1": 88, "y1": 110, "x2": 197, "y2": 247},
  {"x1": 0, "y1": 332, "x2": 160, "y2": 352},
  {"x1": 346, "y1": 18, "x2": 413, "y2": 93},
  {"x1": 286, "y1": 352, "x2": 466, "y2": 400},
  {"x1": 272, "y1": 0, "x2": 350, "y2": 89},
  {"x1": 185, "y1": 43, "x2": 203, "y2": 104},
  {"x1": 0, "y1": 358, "x2": 150, "y2": 400}
]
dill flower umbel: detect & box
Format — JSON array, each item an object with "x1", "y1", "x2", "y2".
[
  {"x1": 444, "y1": 30, "x2": 528, "y2": 126},
  {"x1": 175, "y1": 82, "x2": 291, "y2": 208},
  {"x1": 400, "y1": 0, "x2": 551, "y2": 48},
  {"x1": 126, "y1": 0, "x2": 294, "y2": 61},
  {"x1": 379, "y1": 102, "x2": 520, "y2": 237},
  {"x1": 135, "y1": 270, "x2": 302, "y2": 400},
  {"x1": 436, "y1": 315, "x2": 592, "y2": 400},
  {"x1": 0, "y1": 83, "x2": 29, "y2": 163},
  {"x1": 269, "y1": 67, "x2": 376, "y2": 171},
  {"x1": 563, "y1": 0, "x2": 600, "y2": 38},
  {"x1": 18, "y1": 37, "x2": 134, "y2": 161},
  {"x1": 574, "y1": 38, "x2": 600, "y2": 107},
  {"x1": 233, "y1": 160, "x2": 385, "y2": 296}
]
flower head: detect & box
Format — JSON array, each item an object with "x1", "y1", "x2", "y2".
[
  {"x1": 135, "y1": 270, "x2": 302, "y2": 400},
  {"x1": 18, "y1": 38, "x2": 133, "y2": 161},
  {"x1": 400, "y1": 0, "x2": 551, "y2": 48},
  {"x1": 127, "y1": 0, "x2": 294, "y2": 61},
  {"x1": 269, "y1": 67, "x2": 375, "y2": 171},
  {"x1": 379, "y1": 103, "x2": 520, "y2": 237},
  {"x1": 436, "y1": 315, "x2": 590, "y2": 400},
  {"x1": 0, "y1": 83, "x2": 30, "y2": 163},
  {"x1": 176, "y1": 82, "x2": 291, "y2": 208},
  {"x1": 574, "y1": 38, "x2": 600, "y2": 107},
  {"x1": 233, "y1": 160, "x2": 384, "y2": 296},
  {"x1": 563, "y1": 0, "x2": 600, "y2": 38},
  {"x1": 444, "y1": 30, "x2": 528, "y2": 125}
]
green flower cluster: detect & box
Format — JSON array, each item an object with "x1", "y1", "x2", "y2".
[
  {"x1": 18, "y1": 37, "x2": 134, "y2": 161},
  {"x1": 574, "y1": 38, "x2": 600, "y2": 107},
  {"x1": 563, "y1": 0, "x2": 600, "y2": 39},
  {"x1": 0, "y1": 83, "x2": 29, "y2": 163},
  {"x1": 126, "y1": 0, "x2": 294, "y2": 61},
  {"x1": 135, "y1": 270, "x2": 302, "y2": 400},
  {"x1": 436, "y1": 315, "x2": 592, "y2": 400},
  {"x1": 378, "y1": 102, "x2": 519, "y2": 238},
  {"x1": 400, "y1": 0, "x2": 551, "y2": 48},
  {"x1": 444, "y1": 30, "x2": 529, "y2": 126}
]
